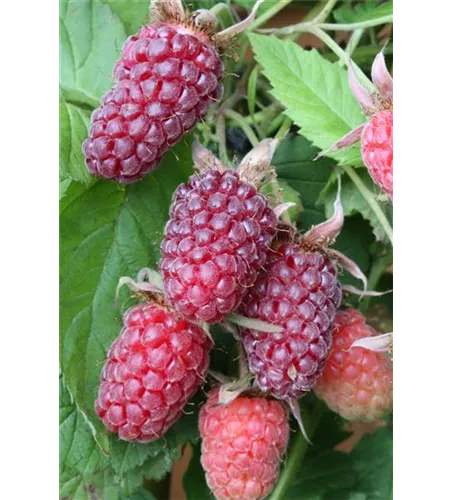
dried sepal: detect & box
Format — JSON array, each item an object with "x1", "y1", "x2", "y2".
[
  {"x1": 350, "y1": 332, "x2": 393, "y2": 354},
  {"x1": 287, "y1": 398, "x2": 312, "y2": 445},
  {"x1": 189, "y1": 9, "x2": 218, "y2": 37},
  {"x1": 218, "y1": 374, "x2": 254, "y2": 405},
  {"x1": 226, "y1": 313, "x2": 283, "y2": 334},
  {"x1": 150, "y1": 0, "x2": 185, "y2": 24},
  {"x1": 315, "y1": 124, "x2": 365, "y2": 160},
  {"x1": 236, "y1": 138, "x2": 278, "y2": 187},
  {"x1": 348, "y1": 59, "x2": 382, "y2": 115},
  {"x1": 274, "y1": 202, "x2": 297, "y2": 219},
  {"x1": 192, "y1": 140, "x2": 226, "y2": 173},
  {"x1": 213, "y1": 0, "x2": 265, "y2": 48},
  {"x1": 115, "y1": 268, "x2": 164, "y2": 307},
  {"x1": 371, "y1": 49, "x2": 393, "y2": 107},
  {"x1": 329, "y1": 249, "x2": 368, "y2": 292},
  {"x1": 303, "y1": 174, "x2": 343, "y2": 248},
  {"x1": 342, "y1": 284, "x2": 392, "y2": 298}
]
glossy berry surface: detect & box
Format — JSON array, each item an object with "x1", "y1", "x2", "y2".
[
  {"x1": 95, "y1": 302, "x2": 212, "y2": 442},
  {"x1": 199, "y1": 390, "x2": 289, "y2": 500},
  {"x1": 314, "y1": 309, "x2": 393, "y2": 421},
  {"x1": 241, "y1": 243, "x2": 342, "y2": 400},
  {"x1": 83, "y1": 23, "x2": 223, "y2": 183},
  {"x1": 159, "y1": 170, "x2": 277, "y2": 323},
  {"x1": 361, "y1": 109, "x2": 393, "y2": 199}
]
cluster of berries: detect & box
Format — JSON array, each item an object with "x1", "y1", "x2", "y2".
[{"x1": 83, "y1": 1, "x2": 393, "y2": 498}]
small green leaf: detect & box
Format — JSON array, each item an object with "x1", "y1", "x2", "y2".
[
  {"x1": 334, "y1": 1, "x2": 393, "y2": 24},
  {"x1": 249, "y1": 34, "x2": 365, "y2": 165},
  {"x1": 247, "y1": 65, "x2": 259, "y2": 119},
  {"x1": 59, "y1": 90, "x2": 93, "y2": 184}
]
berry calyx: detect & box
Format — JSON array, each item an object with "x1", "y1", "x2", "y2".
[{"x1": 95, "y1": 302, "x2": 212, "y2": 442}]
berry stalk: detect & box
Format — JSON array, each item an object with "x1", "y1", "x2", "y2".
[{"x1": 268, "y1": 399, "x2": 325, "y2": 500}]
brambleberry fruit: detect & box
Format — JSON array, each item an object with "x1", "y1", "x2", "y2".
[
  {"x1": 326, "y1": 50, "x2": 393, "y2": 199},
  {"x1": 361, "y1": 109, "x2": 393, "y2": 199},
  {"x1": 199, "y1": 389, "x2": 289, "y2": 500},
  {"x1": 159, "y1": 142, "x2": 278, "y2": 323},
  {"x1": 240, "y1": 243, "x2": 342, "y2": 400},
  {"x1": 82, "y1": 0, "x2": 264, "y2": 183},
  {"x1": 95, "y1": 302, "x2": 212, "y2": 442},
  {"x1": 314, "y1": 309, "x2": 393, "y2": 421}
]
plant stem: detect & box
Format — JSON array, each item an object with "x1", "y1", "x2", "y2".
[
  {"x1": 308, "y1": 0, "x2": 338, "y2": 24},
  {"x1": 319, "y1": 15, "x2": 393, "y2": 31},
  {"x1": 250, "y1": 0, "x2": 293, "y2": 30},
  {"x1": 343, "y1": 166, "x2": 394, "y2": 246},
  {"x1": 268, "y1": 399, "x2": 324, "y2": 500},
  {"x1": 223, "y1": 109, "x2": 259, "y2": 147},
  {"x1": 216, "y1": 114, "x2": 228, "y2": 165},
  {"x1": 274, "y1": 116, "x2": 293, "y2": 142}
]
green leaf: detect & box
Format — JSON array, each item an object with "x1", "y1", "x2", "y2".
[
  {"x1": 60, "y1": 139, "x2": 193, "y2": 456},
  {"x1": 105, "y1": 0, "x2": 149, "y2": 35},
  {"x1": 285, "y1": 428, "x2": 393, "y2": 500},
  {"x1": 60, "y1": 178, "x2": 72, "y2": 201},
  {"x1": 334, "y1": 1, "x2": 393, "y2": 24},
  {"x1": 321, "y1": 171, "x2": 393, "y2": 242},
  {"x1": 59, "y1": 90, "x2": 93, "y2": 184},
  {"x1": 59, "y1": 0, "x2": 127, "y2": 100},
  {"x1": 349, "y1": 428, "x2": 393, "y2": 499},
  {"x1": 122, "y1": 489, "x2": 157, "y2": 500},
  {"x1": 184, "y1": 443, "x2": 213, "y2": 500},
  {"x1": 59, "y1": 377, "x2": 107, "y2": 498},
  {"x1": 272, "y1": 135, "x2": 333, "y2": 231},
  {"x1": 249, "y1": 34, "x2": 365, "y2": 165},
  {"x1": 59, "y1": 377, "x2": 105, "y2": 477},
  {"x1": 109, "y1": 410, "x2": 199, "y2": 475}
]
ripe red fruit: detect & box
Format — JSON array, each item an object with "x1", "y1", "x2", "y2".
[
  {"x1": 82, "y1": 22, "x2": 223, "y2": 183},
  {"x1": 361, "y1": 109, "x2": 393, "y2": 199},
  {"x1": 199, "y1": 389, "x2": 289, "y2": 500},
  {"x1": 160, "y1": 168, "x2": 277, "y2": 323},
  {"x1": 95, "y1": 302, "x2": 212, "y2": 442},
  {"x1": 326, "y1": 50, "x2": 393, "y2": 199},
  {"x1": 314, "y1": 309, "x2": 393, "y2": 421},
  {"x1": 241, "y1": 243, "x2": 342, "y2": 400}
]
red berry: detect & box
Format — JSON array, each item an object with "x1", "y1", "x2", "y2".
[
  {"x1": 159, "y1": 169, "x2": 277, "y2": 323},
  {"x1": 199, "y1": 389, "x2": 289, "y2": 500},
  {"x1": 314, "y1": 309, "x2": 393, "y2": 421},
  {"x1": 83, "y1": 24, "x2": 223, "y2": 183},
  {"x1": 240, "y1": 243, "x2": 342, "y2": 400},
  {"x1": 95, "y1": 302, "x2": 212, "y2": 442},
  {"x1": 361, "y1": 109, "x2": 393, "y2": 199}
]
